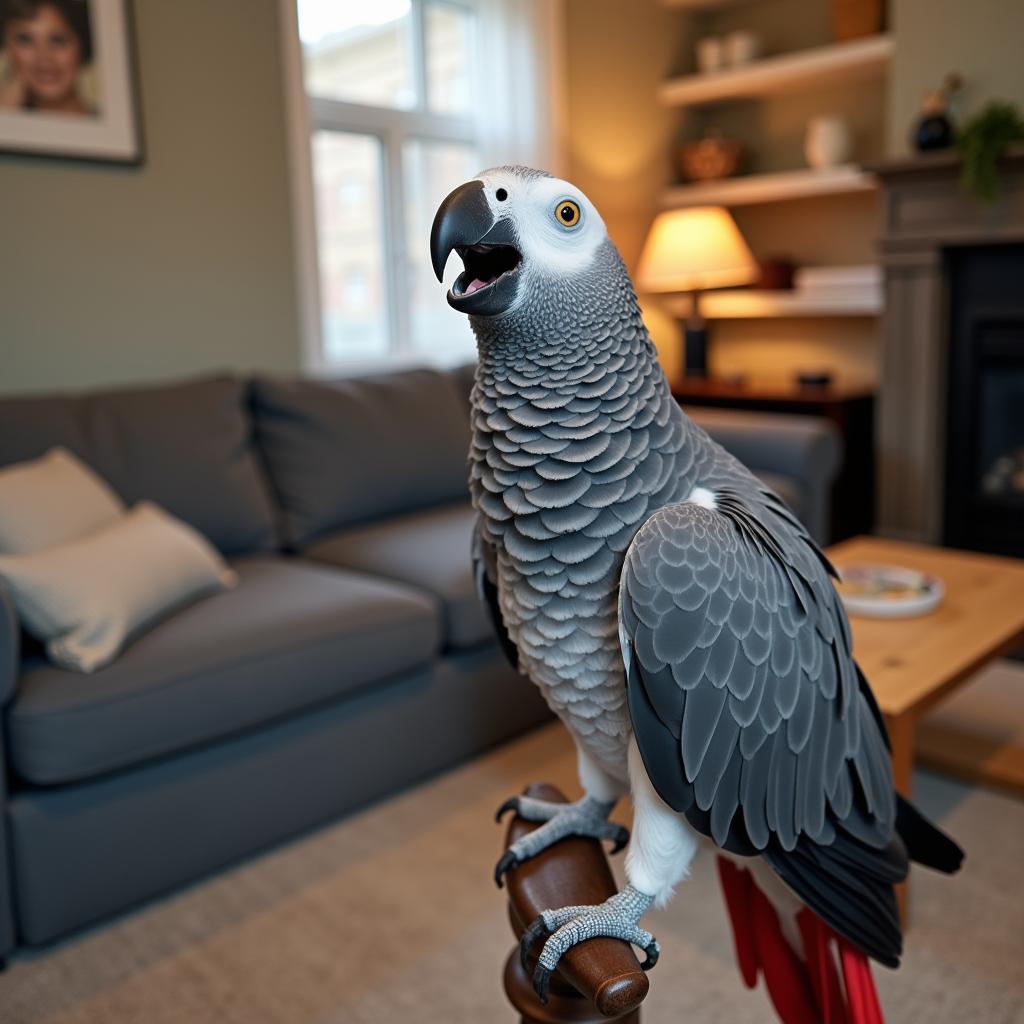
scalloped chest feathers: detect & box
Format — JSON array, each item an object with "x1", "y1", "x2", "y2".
[{"x1": 470, "y1": 331, "x2": 697, "y2": 781}]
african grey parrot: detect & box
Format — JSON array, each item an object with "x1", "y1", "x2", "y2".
[{"x1": 430, "y1": 166, "x2": 962, "y2": 1022}]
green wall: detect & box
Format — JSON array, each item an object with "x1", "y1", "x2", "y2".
[
  {"x1": 3, "y1": 0, "x2": 1022, "y2": 396},
  {"x1": 0, "y1": 0, "x2": 301, "y2": 395},
  {"x1": 889, "y1": 0, "x2": 1024, "y2": 156}
]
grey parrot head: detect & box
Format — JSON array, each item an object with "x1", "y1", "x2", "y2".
[{"x1": 430, "y1": 165, "x2": 615, "y2": 321}]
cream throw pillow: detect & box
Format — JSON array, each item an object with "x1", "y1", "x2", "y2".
[
  {"x1": 0, "y1": 447, "x2": 125, "y2": 554},
  {"x1": 0, "y1": 502, "x2": 237, "y2": 673}
]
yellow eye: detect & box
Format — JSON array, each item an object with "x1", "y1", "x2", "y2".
[{"x1": 554, "y1": 199, "x2": 581, "y2": 228}]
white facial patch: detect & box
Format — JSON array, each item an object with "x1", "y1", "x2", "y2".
[
  {"x1": 475, "y1": 169, "x2": 608, "y2": 279},
  {"x1": 687, "y1": 486, "x2": 717, "y2": 510}
]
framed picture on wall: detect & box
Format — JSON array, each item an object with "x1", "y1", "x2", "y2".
[{"x1": 0, "y1": 0, "x2": 142, "y2": 163}]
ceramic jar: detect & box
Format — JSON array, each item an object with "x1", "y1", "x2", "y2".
[{"x1": 804, "y1": 116, "x2": 852, "y2": 169}]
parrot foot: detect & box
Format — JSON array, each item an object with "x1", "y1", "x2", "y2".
[
  {"x1": 519, "y1": 885, "x2": 658, "y2": 1004},
  {"x1": 493, "y1": 795, "x2": 629, "y2": 887}
]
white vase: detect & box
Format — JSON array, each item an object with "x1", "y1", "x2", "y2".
[{"x1": 804, "y1": 116, "x2": 852, "y2": 170}]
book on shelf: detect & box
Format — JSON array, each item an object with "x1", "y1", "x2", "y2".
[{"x1": 792, "y1": 265, "x2": 881, "y2": 291}]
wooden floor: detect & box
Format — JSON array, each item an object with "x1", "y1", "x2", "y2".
[
  {"x1": 1, "y1": 723, "x2": 1022, "y2": 1024},
  {"x1": 918, "y1": 659, "x2": 1024, "y2": 797}
]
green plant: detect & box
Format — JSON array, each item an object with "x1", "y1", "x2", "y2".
[{"x1": 957, "y1": 101, "x2": 1024, "y2": 203}]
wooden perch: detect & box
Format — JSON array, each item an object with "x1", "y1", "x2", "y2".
[{"x1": 501, "y1": 783, "x2": 649, "y2": 1023}]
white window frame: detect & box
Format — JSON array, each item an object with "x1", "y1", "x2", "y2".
[{"x1": 279, "y1": 0, "x2": 566, "y2": 376}]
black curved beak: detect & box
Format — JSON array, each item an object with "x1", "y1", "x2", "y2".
[{"x1": 430, "y1": 180, "x2": 522, "y2": 316}]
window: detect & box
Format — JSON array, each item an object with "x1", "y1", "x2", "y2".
[{"x1": 282, "y1": 0, "x2": 565, "y2": 372}]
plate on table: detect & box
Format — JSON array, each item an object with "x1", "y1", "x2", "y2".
[{"x1": 834, "y1": 563, "x2": 944, "y2": 618}]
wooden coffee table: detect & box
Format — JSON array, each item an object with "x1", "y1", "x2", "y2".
[
  {"x1": 826, "y1": 537, "x2": 1024, "y2": 920},
  {"x1": 826, "y1": 536, "x2": 1024, "y2": 799}
]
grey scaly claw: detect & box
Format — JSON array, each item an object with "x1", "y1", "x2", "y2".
[
  {"x1": 492, "y1": 794, "x2": 629, "y2": 888},
  {"x1": 519, "y1": 914, "x2": 551, "y2": 971},
  {"x1": 520, "y1": 902, "x2": 593, "y2": 971},
  {"x1": 534, "y1": 959, "x2": 553, "y2": 1005},
  {"x1": 530, "y1": 886, "x2": 658, "y2": 1004},
  {"x1": 494, "y1": 849, "x2": 518, "y2": 888},
  {"x1": 495, "y1": 797, "x2": 519, "y2": 823},
  {"x1": 609, "y1": 824, "x2": 630, "y2": 854}
]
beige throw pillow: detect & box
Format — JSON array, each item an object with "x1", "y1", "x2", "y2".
[
  {"x1": 0, "y1": 447, "x2": 125, "y2": 554},
  {"x1": 0, "y1": 502, "x2": 237, "y2": 673}
]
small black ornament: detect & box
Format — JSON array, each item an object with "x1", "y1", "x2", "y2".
[
  {"x1": 914, "y1": 113, "x2": 955, "y2": 152},
  {"x1": 911, "y1": 72, "x2": 963, "y2": 154}
]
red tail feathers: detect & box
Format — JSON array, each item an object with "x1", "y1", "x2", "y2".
[{"x1": 717, "y1": 857, "x2": 884, "y2": 1024}]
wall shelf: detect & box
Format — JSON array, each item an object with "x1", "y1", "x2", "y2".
[
  {"x1": 660, "y1": 0, "x2": 755, "y2": 9},
  {"x1": 664, "y1": 286, "x2": 882, "y2": 319},
  {"x1": 659, "y1": 34, "x2": 893, "y2": 107},
  {"x1": 662, "y1": 165, "x2": 877, "y2": 208}
]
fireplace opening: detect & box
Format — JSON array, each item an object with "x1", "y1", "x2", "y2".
[{"x1": 944, "y1": 244, "x2": 1024, "y2": 557}]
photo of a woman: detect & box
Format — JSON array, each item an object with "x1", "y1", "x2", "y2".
[{"x1": 0, "y1": 0, "x2": 96, "y2": 115}]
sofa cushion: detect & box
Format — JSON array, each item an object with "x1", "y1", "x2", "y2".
[
  {"x1": 7, "y1": 556, "x2": 441, "y2": 785},
  {"x1": 0, "y1": 447, "x2": 125, "y2": 554},
  {"x1": 449, "y1": 362, "x2": 476, "y2": 406},
  {"x1": 251, "y1": 369, "x2": 471, "y2": 547},
  {"x1": 0, "y1": 376, "x2": 279, "y2": 556},
  {"x1": 0, "y1": 502, "x2": 236, "y2": 674},
  {"x1": 303, "y1": 501, "x2": 492, "y2": 652},
  {"x1": 85, "y1": 376, "x2": 278, "y2": 555},
  {"x1": 754, "y1": 472, "x2": 803, "y2": 521},
  {"x1": 0, "y1": 393, "x2": 89, "y2": 469}
]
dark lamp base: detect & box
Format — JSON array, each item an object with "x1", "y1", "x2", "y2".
[{"x1": 684, "y1": 323, "x2": 708, "y2": 378}]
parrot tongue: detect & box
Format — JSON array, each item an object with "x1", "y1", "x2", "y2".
[
  {"x1": 464, "y1": 277, "x2": 493, "y2": 295},
  {"x1": 454, "y1": 243, "x2": 522, "y2": 297}
]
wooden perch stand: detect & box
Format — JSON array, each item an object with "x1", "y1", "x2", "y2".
[{"x1": 501, "y1": 784, "x2": 650, "y2": 1023}]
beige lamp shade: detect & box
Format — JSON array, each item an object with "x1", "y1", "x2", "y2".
[{"x1": 637, "y1": 206, "x2": 759, "y2": 293}]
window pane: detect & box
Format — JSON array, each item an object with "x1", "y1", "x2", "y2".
[
  {"x1": 425, "y1": 3, "x2": 475, "y2": 116},
  {"x1": 298, "y1": 0, "x2": 415, "y2": 109},
  {"x1": 404, "y1": 140, "x2": 479, "y2": 361},
  {"x1": 311, "y1": 132, "x2": 389, "y2": 362}
]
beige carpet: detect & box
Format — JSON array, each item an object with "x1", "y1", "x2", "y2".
[{"x1": 1, "y1": 722, "x2": 1023, "y2": 1024}]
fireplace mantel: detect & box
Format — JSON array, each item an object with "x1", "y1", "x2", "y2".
[{"x1": 870, "y1": 147, "x2": 1024, "y2": 543}]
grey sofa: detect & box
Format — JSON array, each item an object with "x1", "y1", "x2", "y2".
[{"x1": 0, "y1": 365, "x2": 840, "y2": 960}]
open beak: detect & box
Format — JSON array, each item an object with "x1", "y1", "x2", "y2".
[{"x1": 430, "y1": 180, "x2": 522, "y2": 316}]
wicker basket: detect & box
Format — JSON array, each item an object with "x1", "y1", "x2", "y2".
[
  {"x1": 833, "y1": 0, "x2": 885, "y2": 40},
  {"x1": 677, "y1": 136, "x2": 744, "y2": 182}
]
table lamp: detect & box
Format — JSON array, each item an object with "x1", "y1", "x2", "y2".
[{"x1": 637, "y1": 206, "x2": 759, "y2": 378}]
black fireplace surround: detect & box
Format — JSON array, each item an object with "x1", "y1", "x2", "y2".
[
  {"x1": 944, "y1": 243, "x2": 1024, "y2": 557},
  {"x1": 873, "y1": 147, "x2": 1024, "y2": 547}
]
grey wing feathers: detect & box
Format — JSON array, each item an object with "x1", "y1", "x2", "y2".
[
  {"x1": 473, "y1": 518, "x2": 519, "y2": 670},
  {"x1": 620, "y1": 478, "x2": 906, "y2": 965}
]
